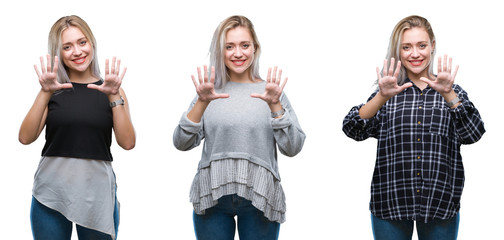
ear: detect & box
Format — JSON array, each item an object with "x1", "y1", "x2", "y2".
[{"x1": 431, "y1": 40, "x2": 436, "y2": 54}]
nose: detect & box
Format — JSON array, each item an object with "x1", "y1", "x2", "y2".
[
  {"x1": 73, "y1": 45, "x2": 82, "y2": 56},
  {"x1": 411, "y1": 47, "x2": 420, "y2": 58},
  {"x1": 233, "y1": 47, "x2": 243, "y2": 58}
]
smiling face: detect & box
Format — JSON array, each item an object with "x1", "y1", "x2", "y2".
[
  {"x1": 224, "y1": 26, "x2": 255, "y2": 81},
  {"x1": 400, "y1": 27, "x2": 434, "y2": 79},
  {"x1": 60, "y1": 26, "x2": 93, "y2": 75}
]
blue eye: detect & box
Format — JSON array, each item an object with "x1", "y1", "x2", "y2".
[
  {"x1": 63, "y1": 46, "x2": 70, "y2": 51},
  {"x1": 242, "y1": 44, "x2": 249, "y2": 48},
  {"x1": 80, "y1": 40, "x2": 87, "y2": 45},
  {"x1": 402, "y1": 46, "x2": 410, "y2": 50}
]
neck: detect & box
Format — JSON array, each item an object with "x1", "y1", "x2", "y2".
[
  {"x1": 68, "y1": 68, "x2": 98, "y2": 84},
  {"x1": 228, "y1": 69, "x2": 256, "y2": 83},
  {"x1": 407, "y1": 70, "x2": 432, "y2": 91}
]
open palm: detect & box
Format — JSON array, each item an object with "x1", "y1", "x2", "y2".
[
  {"x1": 420, "y1": 54, "x2": 458, "y2": 94},
  {"x1": 88, "y1": 57, "x2": 126, "y2": 95},
  {"x1": 377, "y1": 58, "x2": 412, "y2": 98},
  {"x1": 34, "y1": 54, "x2": 72, "y2": 92},
  {"x1": 251, "y1": 66, "x2": 287, "y2": 104},
  {"x1": 191, "y1": 65, "x2": 229, "y2": 102}
]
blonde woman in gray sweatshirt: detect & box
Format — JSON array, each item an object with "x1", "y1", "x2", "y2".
[{"x1": 173, "y1": 15, "x2": 305, "y2": 240}]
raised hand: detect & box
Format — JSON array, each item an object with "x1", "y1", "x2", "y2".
[
  {"x1": 34, "y1": 54, "x2": 73, "y2": 92},
  {"x1": 88, "y1": 57, "x2": 126, "y2": 95},
  {"x1": 377, "y1": 58, "x2": 412, "y2": 99},
  {"x1": 251, "y1": 66, "x2": 287, "y2": 104},
  {"x1": 420, "y1": 54, "x2": 458, "y2": 94},
  {"x1": 191, "y1": 65, "x2": 229, "y2": 102}
]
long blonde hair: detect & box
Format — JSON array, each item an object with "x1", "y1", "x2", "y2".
[
  {"x1": 209, "y1": 15, "x2": 261, "y2": 88},
  {"x1": 385, "y1": 15, "x2": 436, "y2": 85},
  {"x1": 48, "y1": 15, "x2": 100, "y2": 84}
]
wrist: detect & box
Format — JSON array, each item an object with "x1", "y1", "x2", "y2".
[
  {"x1": 443, "y1": 90, "x2": 461, "y2": 108},
  {"x1": 268, "y1": 102, "x2": 283, "y2": 112},
  {"x1": 271, "y1": 108, "x2": 285, "y2": 118},
  {"x1": 441, "y1": 89, "x2": 457, "y2": 102},
  {"x1": 38, "y1": 89, "x2": 54, "y2": 103},
  {"x1": 196, "y1": 98, "x2": 211, "y2": 106},
  {"x1": 376, "y1": 92, "x2": 392, "y2": 104},
  {"x1": 108, "y1": 93, "x2": 122, "y2": 102},
  {"x1": 109, "y1": 96, "x2": 124, "y2": 108},
  {"x1": 40, "y1": 88, "x2": 55, "y2": 96}
]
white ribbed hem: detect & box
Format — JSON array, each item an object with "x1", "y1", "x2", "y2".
[{"x1": 190, "y1": 159, "x2": 286, "y2": 223}]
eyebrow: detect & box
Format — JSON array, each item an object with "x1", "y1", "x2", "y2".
[
  {"x1": 225, "y1": 41, "x2": 252, "y2": 45},
  {"x1": 401, "y1": 41, "x2": 429, "y2": 45},
  {"x1": 62, "y1": 37, "x2": 87, "y2": 45}
]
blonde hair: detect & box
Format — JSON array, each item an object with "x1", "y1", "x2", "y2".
[
  {"x1": 385, "y1": 15, "x2": 436, "y2": 85},
  {"x1": 209, "y1": 15, "x2": 261, "y2": 88},
  {"x1": 48, "y1": 15, "x2": 100, "y2": 84}
]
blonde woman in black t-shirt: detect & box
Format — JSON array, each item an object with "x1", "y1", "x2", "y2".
[{"x1": 19, "y1": 15, "x2": 134, "y2": 240}]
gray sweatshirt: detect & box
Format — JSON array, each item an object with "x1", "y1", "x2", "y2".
[{"x1": 173, "y1": 81, "x2": 305, "y2": 181}]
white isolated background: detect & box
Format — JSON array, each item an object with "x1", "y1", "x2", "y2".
[{"x1": 0, "y1": 0, "x2": 501, "y2": 239}]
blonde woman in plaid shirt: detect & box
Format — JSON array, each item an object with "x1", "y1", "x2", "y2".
[{"x1": 343, "y1": 15, "x2": 485, "y2": 240}]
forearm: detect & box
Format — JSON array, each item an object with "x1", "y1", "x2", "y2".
[
  {"x1": 187, "y1": 98, "x2": 209, "y2": 123},
  {"x1": 359, "y1": 93, "x2": 389, "y2": 119},
  {"x1": 110, "y1": 90, "x2": 135, "y2": 150},
  {"x1": 19, "y1": 90, "x2": 52, "y2": 144},
  {"x1": 112, "y1": 110, "x2": 135, "y2": 150}
]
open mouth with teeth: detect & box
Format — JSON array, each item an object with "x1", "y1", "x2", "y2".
[
  {"x1": 231, "y1": 60, "x2": 246, "y2": 66},
  {"x1": 72, "y1": 56, "x2": 87, "y2": 64},
  {"x1": 409, "y1": 60, "x2": 423, "y2": 66}
]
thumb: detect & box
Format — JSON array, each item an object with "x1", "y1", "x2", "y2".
[
  {"x1": 217, "y1": 93, "x2": 230, "y2": 99},
  {"x1": 87, "y1": 83, "x2": 100, "y2": 90},
  {"x1": 60, "y1": 83, "x2": 73, "y2": 89},
  {"x1": 250, "y1": 93, "x2": 263, "y2": 99},
  {"x1": 419, "y1": 77, "x2": 431, "y2": 84},
  {"x1": 399, "y1": 82, "x2": 413, "y2": 91}
]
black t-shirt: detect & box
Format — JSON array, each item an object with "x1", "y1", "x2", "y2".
[{"x1": 42, "y1": 80, "x2": 113, "y2": 161}]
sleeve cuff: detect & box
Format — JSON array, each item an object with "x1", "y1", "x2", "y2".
[
  {"x1": 179, "y1": 111, "x2": 203, "y2": 133},
  {"x1": 271, "y1": 109, "x2": 292, "y2": 129}
]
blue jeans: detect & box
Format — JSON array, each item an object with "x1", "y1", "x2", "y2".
[
  {"x1": 193, "y1": 194, "x2": 280, "y2": 240},
  {"x1": 30, "y1": 196, "x2": 119, "y2": 240},
  {"x1": 371, "y1": 213, "x2": 459, "y2": 240}
]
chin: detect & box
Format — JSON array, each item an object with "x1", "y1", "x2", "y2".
[
  {"x1": 70, "y1": 65, "x2": 90, "y2": 73},
  {"x1": 406, "y1": 65, "x2": 427, "y2": 74}
]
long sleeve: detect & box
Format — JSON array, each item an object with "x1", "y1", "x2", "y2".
[
  {"x1": 271, "y1": 93, "x2": 306, "y2": 157},
  {"x1": 173, "y1": 96, "x2": 205, "y2": 151},
  {"x1": 449, "y1": 85, "x2": 485, "y2": 144},
  {"x1": 342, "y1": 91, "x2": 381, "y2": 141}
]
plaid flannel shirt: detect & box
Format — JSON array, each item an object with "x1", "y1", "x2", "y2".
[{"x1": 343, "y1": 80, "x2": 485, "y2": 222}]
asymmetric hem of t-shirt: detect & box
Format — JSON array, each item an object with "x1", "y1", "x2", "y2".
[{"x1": 32, "y1": 156, "x2": 118, "y2": 240}]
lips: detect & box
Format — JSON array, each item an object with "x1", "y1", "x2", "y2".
[
  {"x1": 72, "y1": 56, "x2": 87, "y2": 64},
  {"x1": 409, "y1": 60, "x2": 423, "y2": 66},
  {"x1": 231, "y1": 60, "x2": 246, "y2": 66}
]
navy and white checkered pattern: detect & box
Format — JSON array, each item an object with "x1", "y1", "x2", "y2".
[{"x1": 343, "y1": 80, "x2": 485, "y2": 223}]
